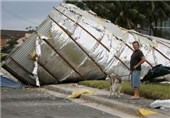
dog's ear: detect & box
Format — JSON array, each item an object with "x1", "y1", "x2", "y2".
[{"x1": 110, "y1": 73, "x2": 116, "y2": 78}]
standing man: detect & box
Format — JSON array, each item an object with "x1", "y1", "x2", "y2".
[{"x1": 130, "y1": 41, "x2": 145, "y2": 99}]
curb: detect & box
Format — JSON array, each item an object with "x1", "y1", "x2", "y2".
[
  {"x1": 44, "y1": 85, "x2": 169, "y2": 118},
  {"x1": 45, "y1": 85, "x2": 139, "y2": 116},
  {"x1": 81, "y1": 94, "x2": 139, "y2": 115},
  {"x1": 138, "y1": 108, "x2": 169, "y2": 118}
]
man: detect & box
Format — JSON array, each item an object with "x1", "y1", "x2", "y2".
[{"x1": 130, "y1": 41, "x2": 145, "y2": 99}]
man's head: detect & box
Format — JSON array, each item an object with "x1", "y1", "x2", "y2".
[{"x1": 132, "y1": 41, "x2": 140, "y2": 50}]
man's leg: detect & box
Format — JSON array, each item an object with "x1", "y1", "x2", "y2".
[
  {"x1": 134, "y1": 87, "x2": 140, "y2": 98},
  {"x1": 131, "y1": 70, "x2": 141, "y2": 99}
]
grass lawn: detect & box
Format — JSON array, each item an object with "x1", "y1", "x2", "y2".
[{"x1": 79, "y1": 80, "x2": 170, "y2": 100}]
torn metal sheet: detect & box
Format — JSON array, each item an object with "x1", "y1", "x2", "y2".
[
  {"x1": 3, "y1": 3, "x2": 170, "y2": 86},
  {"x1": 150, "y1": 99, "x2": 170, "y2": 109}
]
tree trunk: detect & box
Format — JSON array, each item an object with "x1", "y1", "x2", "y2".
[
  {"x1": 154, "y1": 19, "x2": 158, "y2": 36},
  {"x1": 149, "y1": 20, "x2": 152, "y2": 35}
]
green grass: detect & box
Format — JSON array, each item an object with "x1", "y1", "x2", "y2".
[{"x1": 79, "y1": 80, "x2": 170, "y2": 100}]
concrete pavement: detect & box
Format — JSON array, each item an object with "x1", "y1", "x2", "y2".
[
  {"x1": 1, "y1": 87, "x2": 118, "y2": 118},
  {"x1": 44, "y1": 83, "x2": 170, "y2": 118}
]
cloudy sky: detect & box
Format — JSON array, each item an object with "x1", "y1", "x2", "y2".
[{"x1": 1, "y1": 0, "x2": 63, "y2": 30}]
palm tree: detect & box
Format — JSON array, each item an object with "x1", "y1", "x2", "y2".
[
  {"x1": 84, "y1": 1, "x2": 146, "y2": 30},
  {"x1": 65, "y1": 1, "x2": 170, "y2": 37},
  {"x1": 112, "y1": 1, "x2": 146, "y2": 30},
  {"x1": 139, "y1": 1, "x2": 170, "y2": 36},
  {"x1": 26, "y1": 26, "x2": 33, "y2": 31}
]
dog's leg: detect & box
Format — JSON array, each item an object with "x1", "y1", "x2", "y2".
[
  {"x1": 112, "y1": 79, "x2": 117, "y2": 98},
  {"x1": 117, "y1": 86, "x2": 122, "y2": 98},
  {"x1": 109, "y1": 79, "x2": 113, "y2": 98},
  {"x1": 109, "y1": 86, "x2": 113, "y2": 98},
  {"x1": 113, "y1": 89, "x2": 116, "y2": 98}
]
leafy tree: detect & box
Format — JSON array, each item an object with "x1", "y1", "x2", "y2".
[
  {"x1": 65, "y1": 1, "x2": 170, "y2": 38},
  {"x1": 138, "y1": 1, "x2": 170, "y2": 36},
  {"x1": 7, "y1": 39, "x2": 18, "y2": 48},
  {"x1": 84, "y1": 1, "x2": 146, "y2": 30},
  {"x1": 26, "y1": 26, "x2": 37, "y2": 32},
  {"x1": 1, "y1": 37, "x2": 18, "y2": 53}
]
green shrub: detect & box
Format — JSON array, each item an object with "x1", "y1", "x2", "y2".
[{"x1": 0, "y1": 53, "x2": 8, "y2": 61}]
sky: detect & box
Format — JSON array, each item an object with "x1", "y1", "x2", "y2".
[{"x1": 1, "y1": 0, "x2": 63, "y2": 31}]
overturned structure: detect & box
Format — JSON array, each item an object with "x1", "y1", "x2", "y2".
[{"x1": 3, "y1": 3, "x2": 170, "y2": 86}]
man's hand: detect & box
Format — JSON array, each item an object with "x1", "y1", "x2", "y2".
[{"x1": 134, "y1": 65, "x2": 138, "y2": 69}]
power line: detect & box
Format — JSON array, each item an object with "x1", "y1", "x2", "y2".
[{"x1": 1, "y1": 6, "x2": 40, "y2": 26}]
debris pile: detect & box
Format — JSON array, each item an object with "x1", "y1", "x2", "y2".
[{"x1": 3, "y1": 3, "x2": 170, "y2": 86}]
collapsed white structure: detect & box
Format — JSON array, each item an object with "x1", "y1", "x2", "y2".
[{"x1": 3, "y1": 3, "x2": 170, "y2": 86}]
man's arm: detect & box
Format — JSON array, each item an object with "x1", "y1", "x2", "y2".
[{"x1": 134, "y1": 56, "x2": 146, "y2": 69}]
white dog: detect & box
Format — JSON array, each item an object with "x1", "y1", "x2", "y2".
[{"x1": 106, "y1": 73, "x2": 122, "y2": 98}]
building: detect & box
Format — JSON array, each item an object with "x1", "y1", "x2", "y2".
[
  {"x1": 1, "y1": 29, "x2": 34, "y2": 47},
  {"x1": 0, "y1": 30, "x2": 33, "y2": 53},
  {"x1": 16, "y1": 33, "x2": 32, "y2": 47}
]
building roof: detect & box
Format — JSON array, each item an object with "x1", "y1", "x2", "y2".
[{"x1": 1, "y1": 30, "x2": 31, "y2": 39}]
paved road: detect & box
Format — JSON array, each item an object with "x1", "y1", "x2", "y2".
[{"x1": 1, "y1": 87, "x2": 119, "y2": 118}]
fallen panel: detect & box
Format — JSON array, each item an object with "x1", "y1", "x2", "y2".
[{"x1": 3, "y1": 3, "x2": 170, "y2": 86}]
